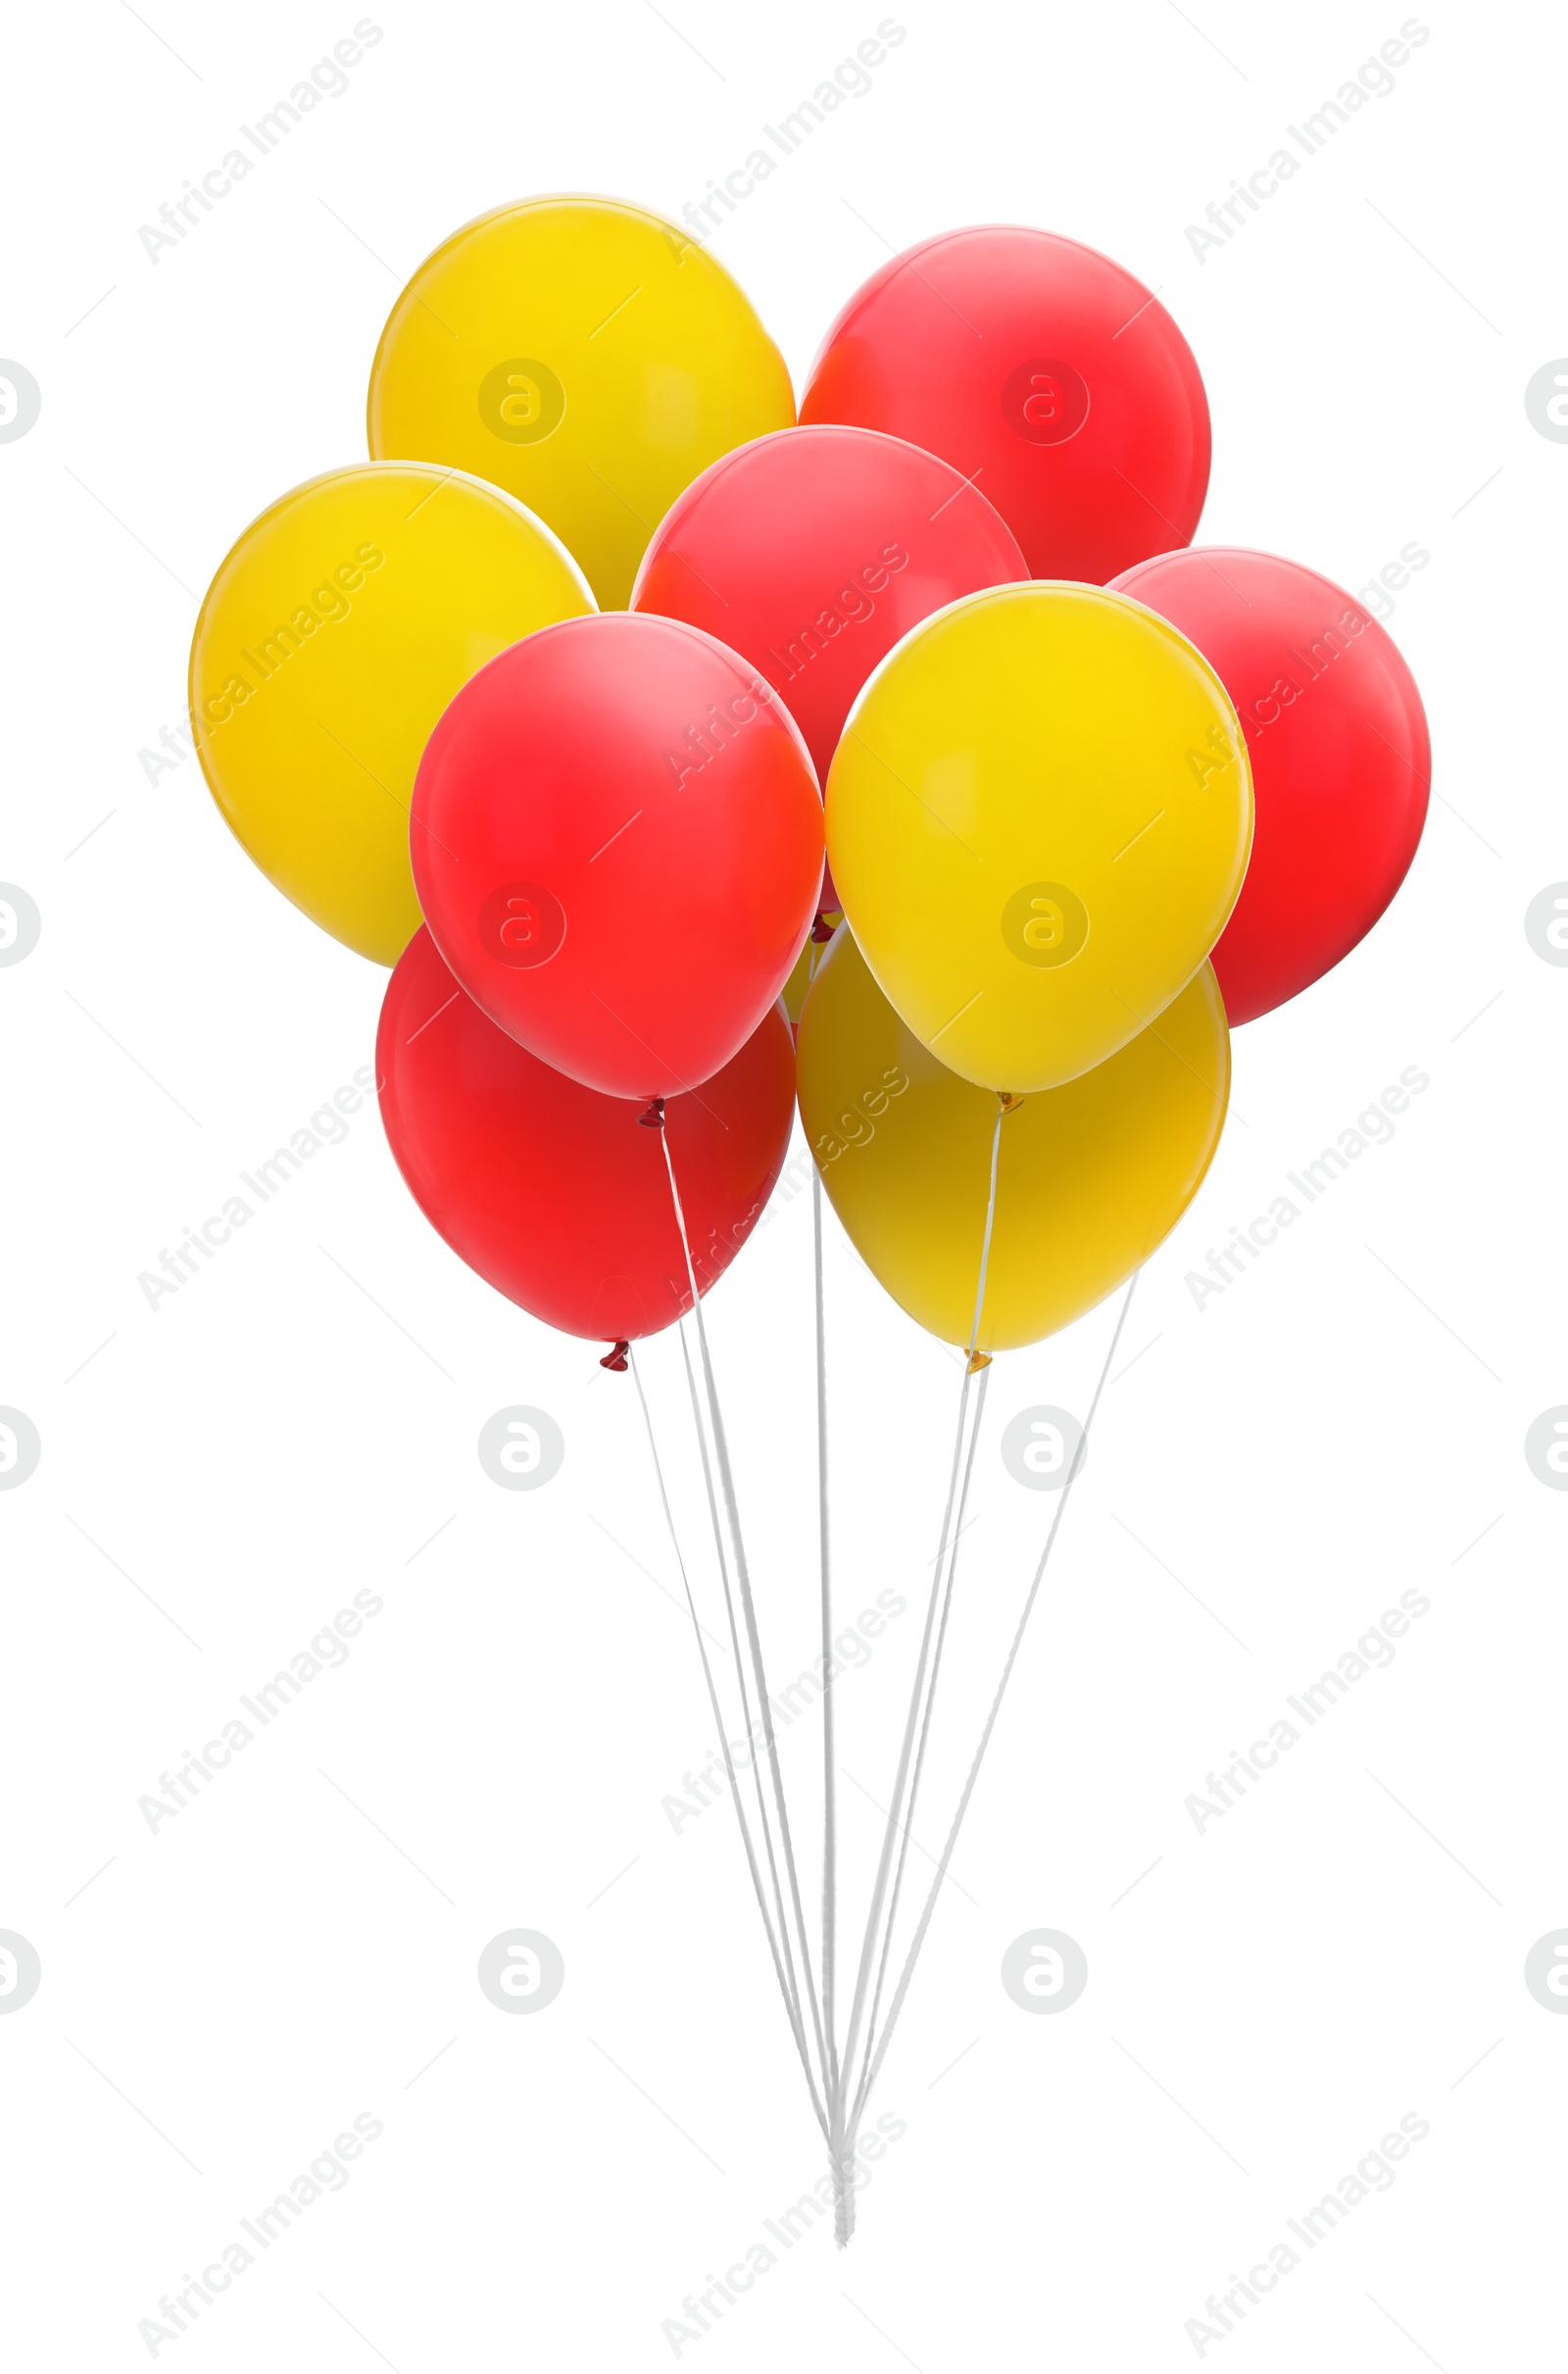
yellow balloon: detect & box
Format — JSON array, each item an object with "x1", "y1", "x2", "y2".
[
  {"x1": 825, "y1": 581, "x2": 1252, "y2": 1093},
  {"x1": 797, "y1": 927, "x2": 1230, "y2": 1351},
  {"x1": 189, "y1": 462, "x2": 593, "y2": 965},
  {"x1": 367, "y1": 195, "x2": 796, "y2": 609}
]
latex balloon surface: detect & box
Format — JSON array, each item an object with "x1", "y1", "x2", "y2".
[
  {"x1": 1109, "y1": 547, "x2": 1431, "y2": 1024},
  {"x1": 378, "y1": 929, "x2": 795, "y2": 1342},
  {"x1": 189, "y1": 463, "x2": 593, "y2": 964},
  {"x1": 630, "y1": 424, "x2": 1027, "y2": 784},
  {"x1": 368, "y1": 195, "x2": 795, "y2": 608},
  {"x1": 797, "y1": 928, "x2": 1230, "y2": 1351},
  {"x1": 411, "y1": 612, "x2": 824, "y2": 1099},
  {"x1": 826, "y1": 581, "x2": 1251, "y2": 1093},
  {"x1": 801, "y1": 226, "x2": 1209, "y2": 583}
]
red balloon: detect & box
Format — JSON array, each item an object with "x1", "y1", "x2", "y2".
[
  {"x1": 800, "y1": 226, "x2": 1210, "y2": 585},
  {"x1": 1109, "y1": 547, "x2": 1431, "y2": 1025},
  {"x1": 377, "y1": 928, "x2": 795, "y2": 1344},
  {"x1": 411, "y1": 612, "x2": 823, "y2": 1100},
  {"x1": 629, "y1": 425, "x2": 1027, "y2": 786}
]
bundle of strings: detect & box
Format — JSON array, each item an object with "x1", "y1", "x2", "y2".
[{"x1": 630, "y1": 1058, "x2": 1139, "y2": 2243}]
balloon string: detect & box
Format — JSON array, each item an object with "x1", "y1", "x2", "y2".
[
  {"x1": 671, "y1": 1160, "x2": 832, "y2": 2116},
  {"x1": 851, "y1": 1362, "x2": 990, "y2": 2134},
  {"x1": 637, "y1": 1099, "x2": 808, "y2": 2071},
  {"x1": 835, "y1": 1340, "x2": 973, "y2": 2113},
  {"x1": 628, "y1": 1342, "x2": 810, "y2": 2106},
  {"x1": 813, "y1": 1163, "x2": 851, "y2": 2227},
  {"x1": 836, "y1": 1100, "x2": 1004, "y2": 2119},
  {"x1": 660, "y1": 1124, "x2": 834, "y2": 2119},
  {"x1": 805, "y1": 920, "x2": 857, "y2": 2241},
  {"x1": 672, "y1": 1317, "x2": 826, "y2": 2136},
  {"x1": 852, "y1": 1271, "x2": 1141, "y2": 2127},
  {"x1": 851, "y1": 1102, "x2": 1005, "y2": 2117},
  {"x1": 969, "y1": 1100, "x2": 1005, "y2": 1356},
  {"x1": 804, "y1": 930, "x2": 845, "y2": 2140},
  {"x1": 813, "y1": 1170, "x2": 838, "y2": 2093}
]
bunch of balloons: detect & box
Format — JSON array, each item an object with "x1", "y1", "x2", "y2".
[
  {"x1": 189, "y1": 195, "x2": 1429, "y2": 1360},
  {"x1": 189, "y1": 198, "x2": 1431, "y2": 2225}
]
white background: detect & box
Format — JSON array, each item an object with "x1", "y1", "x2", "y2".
[{"x1": 3, "y1": 1, "x2": 1564, "y2": 2366}]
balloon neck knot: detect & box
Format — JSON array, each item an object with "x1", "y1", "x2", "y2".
[
  {"x1": 637, "y1": 1098, "x2": 666, "y2": 1130},
  {"x1": 998, "y1": 1090, "x2": 1023, "y2": 1113},
  {"x1": 600, "y1": 1340, "x2": 630, "y2": 1372},
  {"x1": 810, "y1": 913, "x2": 836, "y2": 944},
  {"x1": 967, "y1": 1349, "x2": 993, "y2": 1374}
]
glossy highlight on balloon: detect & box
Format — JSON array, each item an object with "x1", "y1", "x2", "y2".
[
  {"x1": 181, "y1": 174, "x2": 1440, "y2": 2245},
  {"x1": 797, "y1": 928, "x2": 1230, "y2": 1351},
  {"x1": 826, "y1": 580, "x2": 1251, "y2": 1093},
  {"x1": 368, "y1": 195, "x2": 796, "y2": 608},
  {"x1": 188, "y1": 463, "x2": 594, "y2": 965},
  {"x1": 411, "y1": 611, "x2": 824, "y2": 1100},
  {"x1": 377, "y1": 929, "x2": 796, "y2": 1342},
  {"x1": 630, "y1": 424, "x2": 1028, "y2": 785},
  {"x1": 1109, "y1": 546, "x2": 1431, "y2": 1024},
  {"x1": 801, "y1": 226, "x2": 1210, "y2": 583}
]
